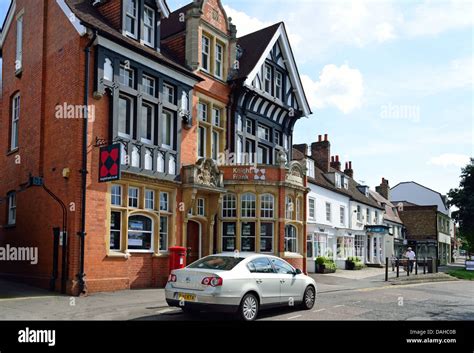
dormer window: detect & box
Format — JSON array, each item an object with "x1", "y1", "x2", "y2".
[
  {"x1": 125, "y1": 0, "x2": 138, "y2": 38},
  {"x1": 342, "y1": 176, "x2": 349, "y2": 189},
  {"x1": 306, "y1": 159, "x2": 315, "y2": 179},
  {"x1": 142, "y1": 5, "x2": 155, "y2": 47},
  {"x1": 335, "y1": 173, "x2": 342, "y2": 188}
]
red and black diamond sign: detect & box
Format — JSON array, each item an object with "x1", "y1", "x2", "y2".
[{"x1": 99, "y1": 143, "x2": 122, "y2": 183}]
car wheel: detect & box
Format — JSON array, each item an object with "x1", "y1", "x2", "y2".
[
  {"x1": 240, "y1": 293, "x2": 259, "y2": 321},
  {"x1": 301, "y1": 286, "x2": 316, "y2": 310}
]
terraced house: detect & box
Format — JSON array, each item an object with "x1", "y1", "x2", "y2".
[{"x1": 0, "y1": 0, "x2": 311, "y2": 295}]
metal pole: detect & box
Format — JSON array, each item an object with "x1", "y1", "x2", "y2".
[
  {"x1": 415, "y1": 257, "x2": 418, "y2": 275},
  {"x1": 385, "y1": 257, "x2": 388, "y2": 282},
  {"x1": 396, "y1": 259, "x2": 399, "y2": 278},
  {"x1": 50, "y1": 228, "x2": 60, "y2": 291},
  {"x1": 407, "y1": 259, "x2": 410, "y2": 276},
  {"x1": 424, "y1": 257, "x2": 426, "y2": 274}
]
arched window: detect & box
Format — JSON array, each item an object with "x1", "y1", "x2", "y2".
[
  {"x1": 128, "y1": 215, "x2": 153, "y2": 251},
  {"x1": 285, "y1": 196, "x2": 294, "y2": 220},
  {"x1": 241, "y1": 193, "x2": 256, "y2": 218},
  {"x1": 285, "y1": 225, "x2": 298, "y2": 253},
  {"x1": 222, "y1": 194, "x2": 237, "y2": 218},
  {"x1": 260, "y1": 194, "x2": 274, "y2": 219}
]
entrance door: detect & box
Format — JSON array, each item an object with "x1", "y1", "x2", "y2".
[{"x1": 186, "y1": 221, "x2": 201, "y2": 265}]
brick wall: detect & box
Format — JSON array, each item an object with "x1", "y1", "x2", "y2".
[
  {"x1": 96, "y1": 0, "x2": 122, "y2": 31},
  {"x1": 398, "y1": 206, "x2": 438, "y2": 241}
]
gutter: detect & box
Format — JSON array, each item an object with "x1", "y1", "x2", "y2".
[{"x1": 77, "y1": 30, "x2": 98, "y2": 296}]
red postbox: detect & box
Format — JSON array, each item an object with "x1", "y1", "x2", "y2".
[{"x1": 169, "y1": 246, "x2": 187, "y2": 273}]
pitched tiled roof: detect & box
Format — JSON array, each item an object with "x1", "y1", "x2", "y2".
[
  {"x1": 160, "y1": 3, "x2": 192, "y2": 39},
  {"x1": 64, "y1": 0, "x2": 200, "y2": 81},
  {"x1": 369, "y1": 190, "x2": 403, "y2": 224},
  {"x1": 307, "y1": 164, "x2": 383, "y2": 209},
  {"x1": 233, "y1": 23, "x2": 282, "y2": 81}
]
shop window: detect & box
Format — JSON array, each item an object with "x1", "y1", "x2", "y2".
[
  {"x1": 241, "y1": 222, "x2": 256, "y2": 252},
  {"x1": 110, "y1": 211, "x2": 122, "y2": 251},
  {"x1": 128, "y1": 215, "x2": 153, "y2": 251},
  {"x1": 222, "y1": 222, "x2": 237, "y2": 251},
  {"x1": 260, "y1": 223, "x2": 273, "y2": 253}
]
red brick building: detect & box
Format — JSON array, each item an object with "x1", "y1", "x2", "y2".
[{"x1": 0, "y1": 0, "x2": 311, "y2": 295}]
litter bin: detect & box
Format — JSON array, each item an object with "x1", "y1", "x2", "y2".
[{"x1": 169, "y1": 246, "x2": 186, "y2": 273}]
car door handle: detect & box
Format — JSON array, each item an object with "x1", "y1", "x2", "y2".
[{"x1": 256, "y1": 279, "x2": 263, "y2": 284}]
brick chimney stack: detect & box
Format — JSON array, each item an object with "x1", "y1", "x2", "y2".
[
  {"x1": 344, "y1": 161, "x2": 354, "y2": 178},
  {"x1": 330, "y1": 155, "x2": 341, "y2": 171},
  {"x1": 311, "y1": 134, "x2": 331, "y2": 172},
  {"x1": 376, "y1": 178, "x2": 390, "y2": 200}
]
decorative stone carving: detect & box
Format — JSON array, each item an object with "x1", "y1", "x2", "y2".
[
  {"x1": 286, "y1": 161, "x2": 305, "y2": 185},
  {"x1": 194, "y1": 158, "x2": 224, "y2": 188},
  {"x1": 277, "y1": 149, "x2": 287, "y2": 167}
]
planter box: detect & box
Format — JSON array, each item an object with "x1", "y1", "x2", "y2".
[
  {"x1": 345, "y1": 261, "x2": 356, "y2": 270},
  {"x1": 316, "y1": 263, "x2": 336, "y2": 274}
]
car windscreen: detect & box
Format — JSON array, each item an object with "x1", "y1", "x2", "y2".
[{"x1": 187, "y1": 256, "x2": 244, "y2": 271}]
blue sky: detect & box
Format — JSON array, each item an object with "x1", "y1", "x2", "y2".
[{"x1": 1, "y1": 0, "x2": 472, "y2": 195}]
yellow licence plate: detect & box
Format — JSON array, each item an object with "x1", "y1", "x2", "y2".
[{"x1": 178, "y1": 293, "x2": 196, "y2": 302}]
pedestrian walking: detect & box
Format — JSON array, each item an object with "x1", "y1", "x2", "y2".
[{"x1": 405, "y1": 247, "x2": 416, "y2": 273}]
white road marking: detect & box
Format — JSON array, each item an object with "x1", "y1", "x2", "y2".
[
  {"x1": 313, "y1": 308, "x2": 326, "y2": 313},
  {"x1": 287, "y1": 315, "x2": 302, "y2": 320},
  {"x1": 333, "y1": 305, "x2": 345, "y2": 308},
  {"x1": 156, "y1": 308, "x2": 179, "y2": 314}
]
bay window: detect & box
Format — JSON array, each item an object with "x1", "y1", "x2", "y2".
[
  {"x1": 285, "y1": 225, "x2": 297, "y2": 253},
  {"x1": 140, "y1": 103, "x2": 155, "y2": 144},
  {"x1": 118, "y1": 95, "x2": 133, "y2": 138},
  {"x1": 161, "y1": 110, "x2": 174, "y2": 149}
]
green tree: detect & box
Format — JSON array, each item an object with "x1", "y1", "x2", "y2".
[{"x1": 448, "y1": 158, "x2": 474, "y2": 254}]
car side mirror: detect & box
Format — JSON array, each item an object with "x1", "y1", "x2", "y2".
[{"x1": 294, "y1": 269, "x2": 302, "y2": 275}]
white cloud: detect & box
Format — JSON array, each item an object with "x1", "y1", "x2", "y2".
[
  {"x1": 302, "y1": 64, "x2": 364, "y2": 114},
  {"x1": 428, "y1": 154, "x2": 471, "y2": 168},
  {"x1": 224, "y1": 5, "x2": 273, "y2": 37}
]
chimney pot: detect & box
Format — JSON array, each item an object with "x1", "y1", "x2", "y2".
[
  {"x1": 318, "y1": 135, "x2": 322, "y2": 142},
  {"x1": 324, "y1": 134, "x2": 328, "y2": 141},
  {"x1": 336, "y1": 155, "x2": 339, "y2": 162}
]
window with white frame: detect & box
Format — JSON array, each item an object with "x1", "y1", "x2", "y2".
[
  {"x1": 159, "y1": 192, "x2": 169, "y2": 211},
  {"x1": 257, "y1": 145, "x2": 270, "y2": 165},
  {"x1": 285, "y1": 225, "x2": 297, "y2": 253},
  {"x1": 198, "y1": 102, "x2": 208, "y2": 122},
  {"x1": 11, "y1": 93, "x2": 20, "y2": 150},
  {"x1": 275, "y1": 71, "x2": 283, "y2": 100},
  {"x1": 215, "y1": 42, "x2": 223, "y2": 78},
  {"x1": 111, "y1": 185, "x2": 122, "y2": 206},
  {"x1": 7, "y1": 192, "x2": 16, "y2": 225},
  {"x1": 118, "y1": 95, "x2": 133, "y2": 138},
  {"x1": 145, "y1": 189, "x2": 155, "y2": 210},
  {"x1": 245, "y1": 119, "x2": 254, "y2": 135},
  {"x1": 125, "y1": 0, "x2": 138, "y2": 38},
  {"x1": 357, "y1": 205, "x2": 362, "y2": 221},
  {"x1": 325, "y1": 202, "x2": 332, "y2": 222},
  {"x1": 142, "y1": 5, "x2": 155, "y2": 46},
  {"x1": 260, "y1": 194, "x2": 274, "y2": 219},
  {"x1": 15, "y1": 15, "x2": 23, "y2": 72},
  {"x1": 222, "y1": 194, "x2": 237, "y2": 218},
  {"x1": 286, "y1": 196, "x2": 294, "y2": 219},
  {"x1": 340, "y1": 206, "x2": 345, "y2": 225},
  {"x1": 335, "y1": 174, "x2": 342, "y2": 188},
  {"x1": 110, "y1": 211, "x2": 122, "y2": 251},
  {"x1": 264, "y1": 64, "x2": 272, "y2": 94},
  {"x1": 241, "y1": 193, "x2": 256, "y2": 218},
  {"x1": 198, "y1": 126, "x2": 206, "y2": 158},
  {"x1": 201, "y1": 35, "x2": 210, "y2": 72},
  {"x1": 161, "y1": 110, "x2": 174, "y2": 149},
  {"x1": 308, "y1": 198, "x2": 316, "y2": 219},
  {"x1": 274, "y1": 131, "x2": 281, "y2": 146},
  {"x1": 159, "y1": 216, "x2": 168, "y2": 251},
  {"x1": 260, "y1": 223, "x2": 273, "y2": 253},
  {"x1": 197, "y1": 198, "x2": 205, "y2": 216},
  {"x1": 119, "y1": 64, "x2": 135, "y2": 87},
  {"x1": 366, "y1": 208, "x2": 370, "y2": 224},
  {"x1": 212, "y1": 131, "x2": 219, "y2": 161},
  {"x1": 374, "y1": 210, "x2": 379, "y2": 224},
  {"x1": 140, "y1": 102, "x2": 155, "y2": 144},
  {"x1": 258, "y1": 125, "x2": 270, "y2": 141},
  {"x1": 128, "y1": 187, "x2": 139, "y2": 208},
  {"x1": 142, "y1": 75, "x2": 156, "y2": 96},
  {"x1": 163, "y1": 83, "x2": 175, "y2": 104},
  {"x1": 128, "y1": 215, "x2": 153, "y2": 251},
  {"x1": 342, "y1": 175, "x2": 349, "y2": 189},
  {"x1": 355, "y1": 235, "x2": 365, "y2": 257}
]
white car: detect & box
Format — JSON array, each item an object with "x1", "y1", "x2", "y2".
[{"x1": 165, "y1": 253, "x2": 317, "y2": 321}]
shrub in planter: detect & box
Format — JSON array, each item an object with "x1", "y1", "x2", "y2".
[
  {"x1": 354, "y1": 262, "x2": 365, "y2": 270},
  {"x1": 323, "y1": 261, "x2": 337, "y2": 273},
  {"x1": 346, "y1": 256, "x2": 361, "y2": 270}
]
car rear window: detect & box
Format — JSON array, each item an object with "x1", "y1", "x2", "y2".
[{"x1": 187, "y1": 256, "x2": 244, "y2": 271}]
